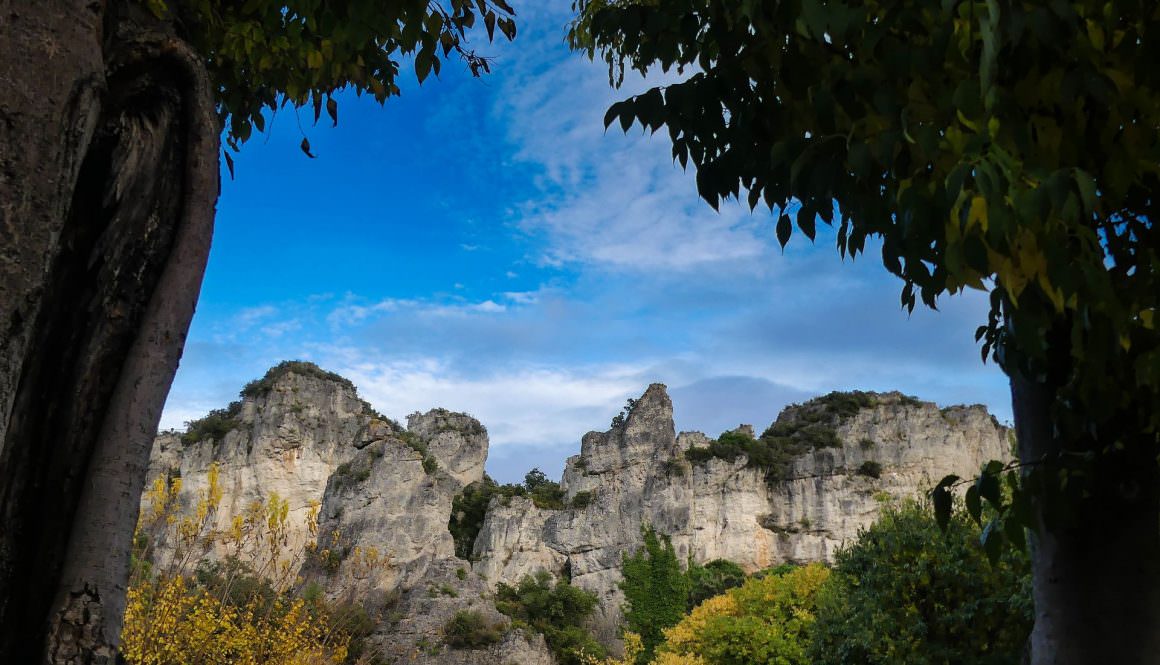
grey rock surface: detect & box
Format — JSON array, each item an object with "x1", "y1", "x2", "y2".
[{"x1": 145, "y1": 364, "x2": 1010, "y2": 662}]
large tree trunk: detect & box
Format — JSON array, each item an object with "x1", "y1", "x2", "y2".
[
  {"x1": 1011, "y1": 373, "x2": 1160, "y2": 665},
  {"x1": 0, "y1": 2, "x2": 218, "y2": 662}
]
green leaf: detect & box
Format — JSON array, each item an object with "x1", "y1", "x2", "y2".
[
  {"x1": 326, "y1": 97, "x2": 338, "y2": 127},
  {"x1": 603, "y1": 102, "x2": 624, "y2": 130},
  {"x1": 776, "y1": 213, "x2": 792, "y2": 248},
  {"x1": 1004, "y1": 515, "x2": 1027, "y2": 551},
  {"x1": 798, "y1": 210, "x2": 817, "y2": 241},
  {"x1": 980, "y1": 519, "x2": 1003, "y2": 565},
  {"x1": 965, "y1": 485, "x2": 982, "y2": 525},
  {"x1": 300, "y1": 137, "x2": 316, "y2": 158},
  {"x1": 931, "y1": 475, "x2": 958, "y2": 532},
  {"x1": 976, "y1": 468, "x2": 1002, "y2": 508}
]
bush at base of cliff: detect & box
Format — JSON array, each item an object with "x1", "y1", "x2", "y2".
[
  {"x1": 808, "y1": 501, "x2": 1032, "y2": 665},
  {"x1": 121, "y1": 465, "x2": 368, "y2": 665},
  {"x1": 495, "y1": 571, "x2": 605, "y2": 665},
  {"x1": 621, "y1": 527, "x2": 690, "y2": 663},
  {"x1": 444, "y1": 610, "x2": 504, "y2": 649},
  {"x1": 656, "y1": 563, "x2": 829, "y2": 665},
  {"x1": 685, "y1": 559, "x2": 746, "y2": 611}
]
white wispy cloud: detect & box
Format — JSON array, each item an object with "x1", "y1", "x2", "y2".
[{"x1": 161, "y1": 3, "x2": 1012, "y2": 484}]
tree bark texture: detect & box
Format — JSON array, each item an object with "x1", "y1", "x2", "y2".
[
  {"x1": 1012, "y1": 372, "x2": 1160, "y2": 665},
  {"x1": 0, "y1": 1, "x2": 218, "y2": 662}
]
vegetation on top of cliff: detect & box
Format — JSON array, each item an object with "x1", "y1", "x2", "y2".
[
  {"x1": 495, "y1": 571, "x2": 605, "y2": 665},
  {"x1": 449, "y1": 476, "x2": 527, "y2": 560},
  {"x1": 610, "y1": 397, "x2": 639, "y2": 429},
  {"x1": 524, "y1": 468, "x2": 567, "y2": 509},
  {"x1": 181, "y1": 361, "x2": 387, "y2": 445},
  {"x1": 181, "y1": 401, "x2": 243, "y2": 445},
  {"x1": 241, "y1": 360, "x2": 358, "y2": 398},
  {"x1": 448, "y1": 468, "x2": 572, "y2": 560},
  {"x1": 424, "y1": 407, "x2": 488, "y2": 437},
  {"x1": 684, "y1": 391, "x2": 901, "y2": 481}
]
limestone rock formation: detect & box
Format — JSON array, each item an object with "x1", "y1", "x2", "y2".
[
  {"x1": 143, "y1": 363, "x2": 1010, "y2": 663},
  {"x1": 472, "y1": 386, "x2": 1011, "y2": 641},
  {"x1": 142, "y1": 362, "x2": 555, "y2": 664},
  {"x1": 143, "y1": 362, "x2": 375, "y2": 565}
]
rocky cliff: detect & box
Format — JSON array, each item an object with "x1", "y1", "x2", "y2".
[
  {"x1": 472, "y1": 385, "x2": 1010, "y2": 641},
  {"x1": 142, "y1": 362, "x2": 1010, "y2": 662}
]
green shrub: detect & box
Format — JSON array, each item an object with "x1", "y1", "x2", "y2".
[
  {"x1": 686, "y1": 559, "x2": 747, "y2": 610},
  {"x1": 809, "y1": 501, "x2": 1032, "y2": 665},
  {"x1": 331, "y1": 459, "x2": 373, "y2": 490},
  {"x1": 897, "y1": 394, "x2": 924, "y2": 408},
  {"x1": 621, "y1": 527, "x2": 690, "y2": 663},
  {"x1": 448, "y1": 477, "x2": 527, "y2": 560},
  {"x1": 444, "y1": 610, "x2": 503, "y2": 649},
  {"x1": 428, "y1": 407, "x2": 487, "y2": 437},
  {"x1": 422, "y1": 456, "x2": 439, "y2": 474},
  {"x1": 240, "y1": 360, "x2": 356, "y2": 399},
  {"x1": 182, "y1": 402, "x2": 242, "y2": 445},
  {"x1": 610, "y1": 397, "x2": 638, "y2": 429},
  {"x1": 857, "y1": 461, "x2": 883, "y2": 479},
  {"x1": 524, "y1": 468, "x2": 566, "y2": 509},
  {"x1": 570, "y1": 491, "x2": 594, "y2": 510},
  {"x1": 495, "y1": 571, "x2": 604, "y2": 665},
  {"x1": 808, "y1": 390, "x2": 877, "y2": 419},
  {"x1": 685, "y1": 423, "x2": 842, "y2": 483},
  {"x1": 456, "y1": 567, "x2": 467, "y2": 580}
]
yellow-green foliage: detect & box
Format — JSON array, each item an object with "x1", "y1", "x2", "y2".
[
  {"x1": 583, "y1": 632, "x2": 647, "y2": 665},
  {"x1": 121, "y1": 464, "x2": 360, "y2": 665},
  {"x1": 121, "y1": 576, "x2": 345, "y2": 665},
  {"x1": 656, "y1": 563, "x2": 830, "y2": 665}
]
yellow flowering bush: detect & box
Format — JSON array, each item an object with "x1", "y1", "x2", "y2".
[
  {"x1": 655, "y1": 563, "x2": 830, "y2": 665},
  {"x1": 120, "y1": 464, "x2": 357, "y2": 664},
  {"x1": 120, "y1": 576, "x2": 346, "y2": 665}
]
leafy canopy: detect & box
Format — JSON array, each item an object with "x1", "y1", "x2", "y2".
[
  {"x1": 657, "y1": 563, "x2": 830, "y2": 665},
  {"x1": 571, "y1": 0, "x2": 1159, "y2": 543},
  {"x1": 145, "y1": 0, "x2": 516, "y2": 161},
  {"x1": 495, "y1": 571, "x2": 605, "y2": 665},
  {"x1": 810, "y1": 500, "x2": 1032, "y2": 665}
]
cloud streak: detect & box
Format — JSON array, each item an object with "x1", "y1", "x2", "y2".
[{"x1": 161, "y1": 2, "x2": 1012, "y2": 483}]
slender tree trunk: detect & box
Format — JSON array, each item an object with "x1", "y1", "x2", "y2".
[
  {"x1": 0, "y1": 2, "x2": 218, "y2": 662},
  {"x1": 1012, "y1": 372, "x2": 1160, "y2": 665}
]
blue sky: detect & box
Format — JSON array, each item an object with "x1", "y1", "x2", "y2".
[{"x1": 162, "y1": 2, "x2": 1011, "y2": 483}]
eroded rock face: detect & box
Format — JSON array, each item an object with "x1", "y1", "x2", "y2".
[
  {"x1": 144, "y1": 363, "x2": 553, "y2": 665},
  {"x1": 472, "y1": 387, "x2": 1011, "y2": 641},
  {"x1": 145, "y1": 365, "x2": 1009, "y2": 662},
  {"x1": 142, "y1": 367, "x2": 374, "y2": 565}
]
